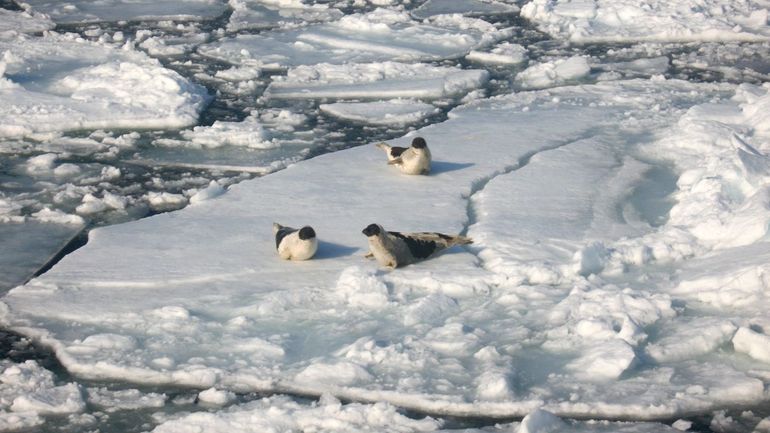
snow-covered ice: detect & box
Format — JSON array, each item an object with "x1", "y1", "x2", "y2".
[
  {"x1": 3, "y1": 0, "x2": 770, "y2": 431},
  {"x1": 0, "y1": 32, "x2": 208, "y2": 138},
  {"x1": 198, "y1": 9, "x2": 511, "y2": 70},
  {"x1": 22, "y1": 0, "x2": 229, "y2": 24},
  {"x1": 320, "y1": 100, "x2": 439, "y2": 126},
  {"x1": 521, "y1": 0, "x2": 770, "y2": 43},
  {"x1": 266, "y1": 62, "x2": 488, "y2": 100},
  {"x1": 5, "y1": 78, "x2": 770, "y2": 423}
]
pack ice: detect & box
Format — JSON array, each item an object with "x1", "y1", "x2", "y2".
[{"x1": 4, "y1": 76, "x2": 770, "y2": 426}]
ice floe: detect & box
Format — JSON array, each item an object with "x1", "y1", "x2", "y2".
[
  {"x1": 265, "y1": 62, "x2": 488, "y2": 100},
  {"x1": 521, "y1": 0, "x2": 770, "y2": 43},
  {"x1": 22, "y1": 0, "x2": 229, "y2": 24},
  {"x1": 320, "y1": 100, "x2": 438, "y2": 126},
  {"x1": 5, "y1": 79, "x2": 770, "y2": 422},
  {"x1": 0, "y1": 32, "x2": 208, "y2": 138},
  {"x1": 198, "y1": 9, "x2": 511, "y2": 70}
]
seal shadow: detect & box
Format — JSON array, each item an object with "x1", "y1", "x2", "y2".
[
  {"x1": 431, "y1": 161, "x2": 474, "y2": 175},
  {"x1": 314, "y1": 240, "x2": 360, "y2": 260}
]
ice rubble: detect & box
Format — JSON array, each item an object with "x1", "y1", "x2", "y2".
[
  {"x1": 521, "y1": 0, "x2": 770, "y2": 43},
  {"x1": 4, "y1": 78, "x2": 770, "y2": 424},
  {"x1": 0, "y1": 32, "x2": 208, "y2": 138},
  {"x1": 0, "y1": 9, "x2": 54, "y2": 34}
]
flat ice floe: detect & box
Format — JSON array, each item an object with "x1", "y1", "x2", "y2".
[
  {"x1": 5, "y1": 78, "x2": 770, "y2": 422},
  {"x1": 198, "y1": 9, "x2": 511, "y2": 70},
  {"x1": 22, "y1": 0, "x2": 228, "y2": 24},
  {"x1": 227, "y1": 0, "x2": 343, "y2": 32},
  {"x1": 521, "y1": 0, "x2": 770, "y2": 43},
  {"x1": 266, "y1": 62, "x2": 488, "y2": 100},
  {"x1": 320, "y1": 100, "x2": 439, "y2": 126},
  {"x1": 0, "y1": 32, "x2": 208, "y2": 138}
]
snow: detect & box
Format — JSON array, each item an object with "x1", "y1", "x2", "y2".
[
  {"x1": 266, "y1": 62, "x2": 488, "y2": 100},
  {"x1": 467, "y1": 42, "x2": 528, "y2": 66},
  {"x1": 22, "y1": 0, "x2": 229, "y2": 24},
  {"x1": 515, "y1": 56, "x2": 592, "y2": 89},
  {"x1": 320, "y1": 100, "x2": 438, "y2": 126},
  {"x1": 0, "y1": 9, "x2": 54, "y2": 34},
  {"x1": 3, "y1": 0, "x2": 770, "y2": 430},
  {"x1": 0, "y1": 32, "x2": 208, "y2": 139},
  {"x1": 0, "y1": 360, "x2": 85, "y2": 416},
  {"x1": 6, "y1": 78, "x2": 770, "y2": 422},
  {"x1": 151, "y1": 395, "x2": 441, "y2": 433},
  {"x1": 227, "y1": 0, "x2": 343, "y2": 32},
  {"x1": 198, "y1": 9, "x2": 510, "y2": 70},
  {"x1": 521, "y1": 0, "x2": 770, "y2": 43},
  {"x1": 412, "y1": 0, "x2": 519, "y2": 20}
]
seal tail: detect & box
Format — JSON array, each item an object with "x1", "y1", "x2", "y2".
[
  {"x1": 375, "y1": 142, "x2": 391, "y2": 152},
  {"x1": 450, "y1": 235, "x2": 473, "y2": 246},
  {"x1": 272, "y1": 222, "x2": 284, "y2": 235}
]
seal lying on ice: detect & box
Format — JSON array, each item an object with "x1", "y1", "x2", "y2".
[
  {"x1": 375, "y1": 137, "x2": 431, "y2": 175},
  {"x1": 362, "y1": 223, "x2": 472, "y2": 268},
  {"x1": 273, "y1": 223, "x2": 318, "y2": 260}
]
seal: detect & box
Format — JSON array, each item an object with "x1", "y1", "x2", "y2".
[
  {"x1": 273, "y1": 223, "x2": 318, "y2": 260},
  {"x1": 362, "y1": 223, "x2": 472, "y2": 268},
  {"x1": 375, "y1": 137, "x2": 431, "y2": 175}
]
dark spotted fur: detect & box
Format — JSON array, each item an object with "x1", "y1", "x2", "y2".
[
  {"x1": 389, "y1": 146, "x2": 408, "y2": 158},
  {"x1": 389, "y1": 231, "x2": 438, "y2": 259}
]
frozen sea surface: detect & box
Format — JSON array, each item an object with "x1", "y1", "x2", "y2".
[{"x1": 2, "y1": 0, "x2": 770, "y2": 432}]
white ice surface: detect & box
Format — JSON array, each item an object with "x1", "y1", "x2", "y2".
[
  {"x1": 0, "y1": 32, "x2": 208, "y2": 138},
  {"x1": 412, "y1": 0, "x2": 519, "y2": 20},
  {"x1": 198, "y1": 9, "x2": 510, "y2": 70},
  {"x1": 227, "y1": 0, "x2": 343, "y2": 32},
  {"x1": 521, "y1": 0, "x2": 770, "y2": 43},
  {"x1": 466, "y1": 42, "x2": 528, "y2": 66},
  {"x1": 320, "y1": 100, "x2": 439, "y2": 126},
  {"x1": 5, "y1": 79, "x2": 770, "y2": 421},
  {"x1": 265, "y1": 62, "x2": 488, "y2": 100},
  {"x1": 22, "y1": 0, "x2": 229, "y2": 24},
  {"x1": 0, "y1": 9, "x2": 54, "y2": 34},
  {"x1": 0, "y1": 360, "x2": 84, "y2": 416}
]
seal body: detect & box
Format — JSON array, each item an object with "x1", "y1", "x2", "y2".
[
  {"x1": 273, "y1": 223, "x2": 318, "y2": 260},
  {"x1": 376, "y1": 137, "x2": 431, "y2": 175},
  {"x1": 362, "y1": 223, "x2": 472, "y2": 268}
]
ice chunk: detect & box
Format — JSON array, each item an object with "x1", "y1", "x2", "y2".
[
  {"x1": 266, "y1": 62, "x2": 488, "y2": 100},
  {"x1": 199, "y1": 9, "x2": 510, "y2": 69},
  {"x1": 87, "y1": 387, "x2": 167, "y2": 410},
  {"x1": 23, "y1": 0, "x2": 229, "y2": 24},
  {"x1": 320, "y1": 100, "x2": 438, "y2": 126},
  {"x1": 0, "y1": 9, "x2": 54, "y2": 34},
  {"x1": 646, "y1": 319, "x2": 737, "y2": 363},
  {"x1": 518, "y1": 408, "x2": 565, "y2": 433},
  {"x1": 227, "y1": 0, "x2": 343, "y2": 32},
  {"x1": 733, "y1": 327, "x2": 770, "y2": 363},
  {"x1": 151, "y1": 395, "x2": 440, "y2": 433},
  {"x1": 1, "y1": 360, "x2": 85, "y2": 415},
  {"x1": 516, "y1": 56, "x2": 592, "y2": 89},
  {"x1": 197, "y1": 387, "x2": 236, "y2": 406},
  {"x1": 0, "y1": 34, "x2": 208, "y2": 138},
  {"x1": 521, "y1": 0, "x2": 770, "y2": 43},
  {"x1": 412, "y1": 0, "x2": 519, "y2": 19},
  {"x1": 467, "y1": 42, "x2": 528, "y2": 65}
]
